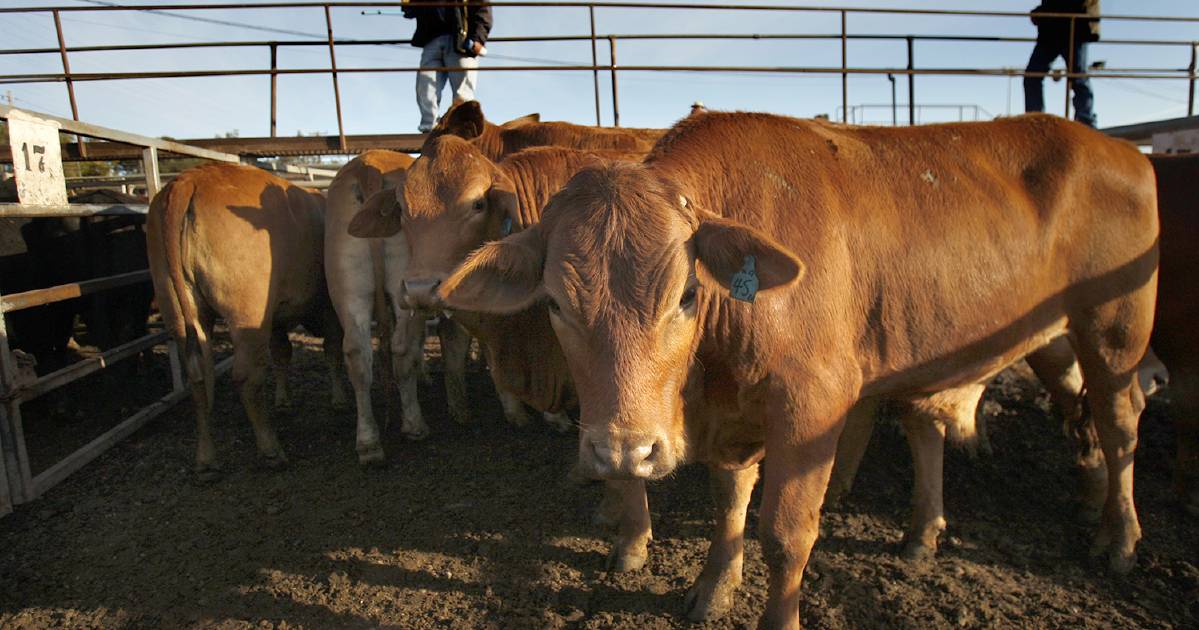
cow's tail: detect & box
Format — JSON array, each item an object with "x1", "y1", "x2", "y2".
[{"x1": 147, "y1": 180, "x2": 214, "y2": 408}]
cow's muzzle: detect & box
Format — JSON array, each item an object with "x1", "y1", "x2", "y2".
[
  {"x1": 581, "y1": 431, "x2": 672, "y2": 480},
  {"x1": 402, "y1": 278, "x2": 444, "y2": 310}
]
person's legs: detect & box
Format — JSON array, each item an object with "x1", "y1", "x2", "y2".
[
  {"x1": 1023, "y1": 40, "x2": 1060, "y2": 114},
  {"x1": 1070, "y1": 42, "x2": 1096, "y2": 127},
  {"x1": 445, "y1": 44, "x2": 480, "y2": 105},
  {"x1": 415, "y1": 35, "x2": 450, "y2": 132}
]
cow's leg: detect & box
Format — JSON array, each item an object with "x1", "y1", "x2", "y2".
[
  {"x1": 337, "y1": 290, "x2": 384, "y2": 464},
  {"x1": 269, "y1": 327, "x2": 293, "y2": 409},
  {"x1": 231, "y1": 327, "x2": 286, "y2": 468},
  {"x1": 901, "y1": 384, "x2": 985, "y2": 560},
  {"x1": 593, "y1": 480, "x2": 623, "y2": 527},
  {"x1": 1070, "y1": 292, "x2": 1154, "y2": 574},
  {"x1": 759, "y1": 383, "x2": 849, "y2": 630},
  {"x1": 685, "y1": 464, "x2": 759, "y2": 621},
  {"x1": 1025, "y1": 337, "x2": 1106, "y2": 522},
  {"x1": 542, "y1": 411, "x2": 572, "y2": 433},
  {"x1": 823, "y1": 398, "x2": 879, "y2": 507},
  {"x1": 188, "y1": 312, "x2": 220, "y2": 480},
  {"x1": 438, "y1": 316, "x2": 472, "y2": 425},
  {"x1": 392, "y1": 308, "x2": 430, "y2": 440},
  {"x1": 607, "y1": 479, "x2": 652, "y2": 572},
  {"x1": 497, "y1": 387, "x2": 532, "y2": 427},
  {"x1": 320, "y1": 307, "x2": 349, "y2": 410}
]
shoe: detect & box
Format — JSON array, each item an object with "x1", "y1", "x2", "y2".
[{"x1": 418, "y1": 124, "x2": 433, "y2": 133}]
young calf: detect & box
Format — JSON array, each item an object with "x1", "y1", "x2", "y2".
[
  {"x1": 147, "y1": 163, "x2": 344, "y2": 478},
  {"x1": 438, "y1": 112, "x2": 1158, "y2": 627}
]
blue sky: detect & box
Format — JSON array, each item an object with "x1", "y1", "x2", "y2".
[{"x1": 2, "y1": 1, "x2": 1197, "y2": 139}]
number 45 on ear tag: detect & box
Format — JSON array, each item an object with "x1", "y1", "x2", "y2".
[{"x1": 730, "y1": 255, "x2": 759, "y2": 303}]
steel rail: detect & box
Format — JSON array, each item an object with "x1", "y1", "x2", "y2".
[
  {"x1": 1, "y1": 65, "x2": 1189, "y2": 83},
  {"x1": 1, "y1": 3, "x2": 1198, "y2": 24},
  {"x1": 3, "y1": 33, "x2": 1195, "y2": 58}
]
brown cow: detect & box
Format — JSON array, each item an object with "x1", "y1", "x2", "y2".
[
  {"x1": 437, "y1": 112, "x2": 1158, "y2": 626},
  {"x1": 1148, "y1": 153, "x2": 1199, "y2": 516},
  {"x1": 147, "y1": 163, "x2": 345, "y2": 477},
  {"x1": 430, "y1": 101, "x2": 659, "y2": 162}
]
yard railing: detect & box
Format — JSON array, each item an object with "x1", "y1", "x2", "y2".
[
  {"x1": 0, "y1": 104, "x2": 236, "y2": 516},
  {"x1": 0, "y1": 2, "x2": 1196, "y2": 152}
]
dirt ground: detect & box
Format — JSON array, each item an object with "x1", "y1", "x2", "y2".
[{"x1": 1, "y1": 333, "x2": 1196, "y2": 629}]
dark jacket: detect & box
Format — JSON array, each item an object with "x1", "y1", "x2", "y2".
[
  {"x1": 403, "y1": 0, "x2": 493, "y2": 53},
  {"x1": 1032, "y1": 0, "x2": 1100, "y2": 44}
]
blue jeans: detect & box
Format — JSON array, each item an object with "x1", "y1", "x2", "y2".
[
  {"x1": 1024, "y1": 39, "x2": 1095, "y2": 127},
  {"x1": 416, "y1": 34, "x2": 479, "y2": 132}
]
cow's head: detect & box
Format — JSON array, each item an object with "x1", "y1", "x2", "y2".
[
  {"x1": 438, "y1": 163, "x2": 803, "y2": 479},
  {"x1": 393, "y1": 134, "x2": 518, "y2": 309}
]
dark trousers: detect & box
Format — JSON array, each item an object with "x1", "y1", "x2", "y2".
[{"x1": 1024, "y1": 38, "x2": 1096, "y2": 127}]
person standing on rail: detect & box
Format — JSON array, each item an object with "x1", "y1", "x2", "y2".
[
  {"x1": 1023, "y1": 0, "x2": 1100, "y2": 127},
  {"x1": 403, "y1": 0, "x2": 493, "y2": 133}
]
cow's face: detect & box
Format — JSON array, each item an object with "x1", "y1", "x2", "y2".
[
  {"x1": 400, "y1": 135, "x2": 516, "y2": 309},
  {"x1": 439, "y1": 163, "x2": 803, "y2": 480}
]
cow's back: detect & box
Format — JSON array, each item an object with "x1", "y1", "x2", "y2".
[
  {"x1": 649, "y1": 112, "x2": 1157, "y2": 395},
  {"x1": 167, "y1": 163, "x2": 328, "y2": 323}
]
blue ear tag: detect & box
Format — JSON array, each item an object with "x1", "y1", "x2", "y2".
[
  {"x1": 730, "y1": 255, "x2": 759, "y2": 303},
  {"x1": 500, "y1": 215, "x2": 514, "y2": 236}
]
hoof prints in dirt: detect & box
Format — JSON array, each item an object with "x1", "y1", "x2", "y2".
[{"x1": 1, "y1": 340, "x2": 1196, "y2": 628}]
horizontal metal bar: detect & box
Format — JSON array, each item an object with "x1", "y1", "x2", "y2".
[
  {"x1": 0, "y1": 203, "x2": 149, "y2": 218},
  {"x1": 0, "y1": 270, "x2": 151, "y2": 314},
  {"x1": 2, "y1": 65, "x2": 1191, "y2": 84},
  {"x1": 1, "y1": 3, "x2": 1197, "y2": 24},
  {"x1": 1, "y1": 33, "x2": 1194, "y2": 58},
  {"x1": 29, "y1": 355, "x2": 233, "y2": 497},
  {"x1": 3, "y1": 134, "x2": 427, "y2": 161},
  {"x1": 17, "y1": 331, "x2": 167, "y2": 403},
  {"x1": 0, "y1": 105, "x2": 239, "y2": 163}
]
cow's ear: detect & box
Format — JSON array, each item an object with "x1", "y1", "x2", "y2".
[
  {"x1": 437, "y1": 101, "x2": 486, "y2": 140},
  {"x1": 347, "y1": 188, "x2": 402, "y2": 238},
  {"x1": 487, "y1": 172, "x2": 520, "y2": 233},
  {"x1": 502, "y1": 112, "x2": 540, "y2": 128},
  {"x1": 693, "y1": 216, "x2": 804, "y2": 293},
  {"x1": 439, "y1": 225, "x2": 545, "y2": 313}
]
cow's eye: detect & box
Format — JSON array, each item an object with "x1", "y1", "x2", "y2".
[
  {"x1": 679, "y1": 285, "x2": 698, "y2": 310},
  {"x1": 473, "y1": 198, "x2": 487, "y2": 212}
]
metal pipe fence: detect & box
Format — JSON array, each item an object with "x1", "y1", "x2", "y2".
[{"x1": 0, "y1": 2, "x2": 1194, "y2": 135}]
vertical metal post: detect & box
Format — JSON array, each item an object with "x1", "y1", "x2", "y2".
[
  {"x1": 590, "y1": 7, "x2": 601, "y2": 126},
  {"x1": 270, "y1": 43, "x2": 279, "y2": 138},
  {"x1": 52, "y1": 10, "x2": 86, "y2": 159},
  {"x1": 1065, "y1": 16, "x2": 1075, "y2": 120},
  {"x1": 141, "y1": 147, "x2": 161, "y2": 199},
  {"x1": 907, "y1": 36, "x2": 915, "y2": 125},
  {"x1": 608, "y1": 36, "x2": 620, "y2": 128},
  {"x1": 0, "y1": 307, "x2": 32, "y2": 506},
  {"x1": 325, "y1": 5, "x2": 347, "y2": 153},
  {"x1": 1188, "y1": 42, "x2": 1196, "y2": 117},
  {"x1": 840, "y1": 10, "x2": 848, "y2": 123},
  {"x1": 888, "y1": 73, "x2": 896, "y2": 126}
]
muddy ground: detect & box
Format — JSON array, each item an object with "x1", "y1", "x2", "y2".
[{"x1": 1, "y1": 333, "x2": 1196, "y2": 629}]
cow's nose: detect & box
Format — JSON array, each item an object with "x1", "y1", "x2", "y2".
[
  {"x1": 402, "y1": 278, "x2": 442, "y2": 309},
  {"x1": 586, "y1": 435, "x2": 662, "y2": 479}
]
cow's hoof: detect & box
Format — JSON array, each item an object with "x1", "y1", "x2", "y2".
[
  {"x1": 503, "y1": 409, "x2": 531, "y2": 428},
  {"x1": 193, "y1": 463, "x2": 223, "y2": 483},
  {"x1": 357, "y1": 445, "x2": 386, "y2": 467},
  {"x1": 684, "y1": 574, "x2": 738, "y2": 622},
  {"x1": 543, "y1": 412, "x2": 573, "y2": 433},
  {"x1": 402, "y1": 426, "x2": 430, "y2": 441},
  {"x1": 900, "y1": 539, "x2": 937, "y2": 562},
  {"x1": 260, "y1": 452, "x2": 289, "y2": 470},
  {"x1": 606, "y1": 547, "x2": 648, "y2": 572},
  {"x1": 1107, "y1": 548, "x2": 1137, "y2": 575}
]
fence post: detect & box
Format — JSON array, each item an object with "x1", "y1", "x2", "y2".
[
  {"x1": 590, "y1": 7, "x2": 601, "y2": 126},
  {"x1": 270, "y1": 43, "x2": 279, "y2": 138},
  {"x1": 841, "y1": 10, "x2": 848, "y2": 124},
  {"x1": 609, "y1": 36, "x2": 620, "y2": 127},
  {"x1": 0, "y1": 309, "x2": 32, "y2": 506},
  {"x1": 142, "y1": 147, "x2": 161, "y2": 199},
  {"x1": 1065, "y1": 16, "x2": 1075, "y2": 120},
  {"x1": 325, "y1": 5, "x2": 348, "y2": 153},
  {"x1": 1188, "y1": 42, "x2": 1196, "y2": 117},
  {"x1": 907, "y1": 36, "x2": 915, "y2": 125},
  {"x1": 52, "y1": 10, "x2": 85, "y2": 159}
]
